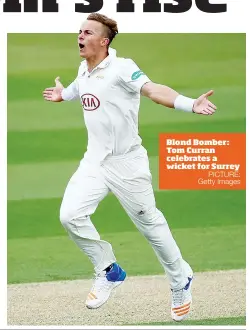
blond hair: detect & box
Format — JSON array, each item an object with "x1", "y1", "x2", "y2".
[{"x1": 87, "y1": 13, "x2": 118, "y2": 45}]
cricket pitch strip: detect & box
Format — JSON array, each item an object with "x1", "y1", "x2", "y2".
[{"x1": 7, "y1": 269, "x2": 245, "y2": 326}]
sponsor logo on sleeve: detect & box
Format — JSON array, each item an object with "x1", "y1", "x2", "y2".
[
  {"x1": 81, "y1": 94, "x2": 100, "y2": 111},
  {"x1": 131, "y1": 70, "x2": 145, "y2": 80}
]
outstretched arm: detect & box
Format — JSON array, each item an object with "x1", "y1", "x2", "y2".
[{"x1": 141, "y1": 82, "x2": 217, "y2": 115}]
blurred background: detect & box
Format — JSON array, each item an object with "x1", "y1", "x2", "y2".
[{"x1": 7, "y1": 34, "x2": 245, "y2": 284}]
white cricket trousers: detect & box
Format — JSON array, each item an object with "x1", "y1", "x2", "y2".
[{"x1": 60, "y1": 146, "x2": 191, "y2": 290}]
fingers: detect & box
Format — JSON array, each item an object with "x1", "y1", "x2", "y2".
[
  {"x1": 43, "y1": 95, "x2": 52, "y2": 101},
  {"x1": 43, "y1": 77, "x2": 63, "y2": 101},
  {"x1": 207, "y1": 105, "x2": 215, "y2": 113},
  {"x1": 195, "y1": 106, "x2": 215, "y2": 115},
  {"x1": 43, "y1": 90, "x2": 53, "y2": 101},
  {"x1": 204, "y1": 90, "x2": 214, "y2": 98},
  {"x1": 205, "y1": 107, "x2": 214, "y2": 115},
  {"x1": 200, "y1": 110, "x2": 210, "y2": 115},
  {"x1": 208, "y1": 102, "x2": 217, "y2": 110},
  {"x1": 43, "y1": 90, "x2": 53, "y2": 96},
  {"x1": 43, "y1": 93, "x2": 52, "y2": 101},
  {"x1": 200, "y1": 108, "x2": 214, "y2": 115},
  {"x1": 44, "y1": 88, "x2": 55, "y2": 91},
  {"x1": 55, "y1": 76, "x2": 64, "y2": 88}
]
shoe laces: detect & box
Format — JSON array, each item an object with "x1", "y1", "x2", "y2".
[
  {"x1": 171, "y1": 288, "x2": 184, "y2": 306},
  {"x1": 91, "y1": 271, "x2": 112, "y2": 293}
]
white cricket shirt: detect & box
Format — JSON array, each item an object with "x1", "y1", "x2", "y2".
[{"x1": 61, "y1": 48, "x2": 151, "y2": 162}]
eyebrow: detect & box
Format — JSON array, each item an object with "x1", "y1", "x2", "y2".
[{"x1": 79, "y1": 29, "x2": 94, "y2": 34}]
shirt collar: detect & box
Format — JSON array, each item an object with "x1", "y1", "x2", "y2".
[
  {"x1": 81, "y1": 48, "x2": 117, "y2": 73},
  {"x1": 98, "y1": 47, "x2": 117, "y2": 68}
]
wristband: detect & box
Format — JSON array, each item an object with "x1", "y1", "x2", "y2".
[{"x1": 174, "y1": 95, "x2": 196, "y2": 113}]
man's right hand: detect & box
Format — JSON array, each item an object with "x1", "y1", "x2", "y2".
[{"x1": 43, "y1": 77, "x2": 64, "y2": 102}]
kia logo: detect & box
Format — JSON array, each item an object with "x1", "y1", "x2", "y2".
[{"x1": 81, "y1": 94, "x2": 100, "y2": 111}]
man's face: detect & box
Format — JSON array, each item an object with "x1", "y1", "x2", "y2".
[{"x1": 78, "y1": 20, "x2": 109, "y2": 58}]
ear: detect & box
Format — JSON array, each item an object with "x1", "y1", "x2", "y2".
[{"x1": 102, "y1": 38, "x2": 109, "y2": 46}]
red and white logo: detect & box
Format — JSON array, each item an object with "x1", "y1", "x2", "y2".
[{"x1": 81, "y1": 94, "x2": 100, "y2": 111}]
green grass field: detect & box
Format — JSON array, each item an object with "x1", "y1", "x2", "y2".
[
  {"x1": 7, "y1": 34, "x2": 246, "y2": 325},
  {"x1": 137, "y1": 316, "x2": 246, "y2": 326}
]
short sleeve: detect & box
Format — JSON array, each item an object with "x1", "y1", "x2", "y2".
[{"x1": 118, "y1": 59, "x2": 151, "y2": 94}]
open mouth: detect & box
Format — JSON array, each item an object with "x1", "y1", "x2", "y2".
[{"x1": 79, "y1": 43, "x2": 85, "y2": 50}]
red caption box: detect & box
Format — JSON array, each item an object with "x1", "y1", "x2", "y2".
[{"x1": 159, "y1": 133, "x2": 246, "y2": 190}]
